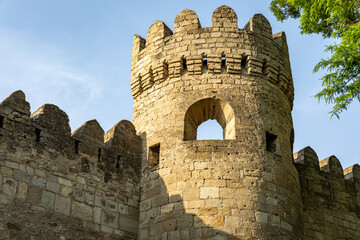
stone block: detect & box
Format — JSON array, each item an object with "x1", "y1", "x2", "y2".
[
  {"x1": 119, "y1": 215, "x2": 138, "y2": 233},
  {"x1": 0, "y1": 167, "x2": 13, "y2": 177},
  {"x1": 2, "y1": 177, "x2": 17, "y2": 197},
  {"x1": 40, "y1": 191, "x2": 54, "y2": 209},
  {"x1": 214, "y1": 215, "x2": 224, "y2": 227},
  {"x1": 34, "y1": 169, "x2": 45, "y2": 177},
  {"x1": 200, "y1": 187, "x2": 219, "y2": 199},
  {"x1": 176, "y1": 214, "x2": 193, "y2": 229},
  {"x1": 182, "y1": 188, "x2": 199, "y2": 201},
  {"x1": 107, "y1": 199, "x2": 119, "y2": 212},
  {"x1": 46, "y1": 181, "x2": 60, "y2": 193},
  {"x1": 161, "y1": 203, "x2": 174, "y2": 214},
  {"x1": 0, "y1": 194, "x2": 13, "y2": 204},
  {"x1": 118, "y1": 203, "x2": 129, "y2": 215},
  {"x1": 13, "y1": 170, "x2": 31, "y2": 184},
  {"x1": 59, "y1": 185, "x2": 73, "y2": 197},
  {"x1": 255, "y1": 211, "x2": 268, "y2": 223},
  {"x1": 152, "y1": 194, "x2": 169, "y2": 207},
  {"x1": 58, "y1": 177, "x2": 72, "y2": 187},
  {"x1": 281, "y1": 221, "x2": 292, "y2": 231},
  {"x1": 71, "y1": 201, "x2": 92, "y2": 220},
  {"x1": 101, "y1": 209, "x2": 119, "y2": 228},
  {"x1": 31, "y1": 176, "x2": 46, "y2": 188},
  {"x1": 72, "y1": 189, "x2": 85, "y2": 202},
  {"x1": 150, "y1": 222, "x2": 162, "y2": 237},
  {"x1": 93, "y1": 207, "x2": 101, "y2": 224},
  {"x1": 26, "y1": 186, "x2": 42, "y2": 205},
  {"x1": 54, "y1": 195, "x2": 71, "y2": 215},
  {"x1": 17, "y1": 182, "x2": 28, "y2": 200},
  {"x1": 101, "y1": 225, "x2": 113, "y2": 234},
  {"x1": 225, "y1": 216, "x2": 241, "y2": 228},
  {"x1": 5, "y1": 161, "x2": 19, "y2": 169},
  {"x1": 94, "y1": 195, "x2": 107, "y2": 208}
]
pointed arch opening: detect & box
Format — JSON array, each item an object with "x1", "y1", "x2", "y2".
[{"x1": 184, "y1": 98, "x2": 236, "y2": 140}]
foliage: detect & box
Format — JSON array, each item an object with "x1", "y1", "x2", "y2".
[{"x1": 270, "y1": 0, "x2": 360, "y2": 118}]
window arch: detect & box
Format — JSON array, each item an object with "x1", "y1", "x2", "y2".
[{"x1": 184, "y1": 98, "x2": 236, "y2": 140}]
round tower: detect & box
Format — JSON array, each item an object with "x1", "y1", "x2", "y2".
[{"x1": 131, "y1": 6, "x2": 302, "y2": 240}]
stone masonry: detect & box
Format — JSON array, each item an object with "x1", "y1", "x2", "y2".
[{"x1": 1, "y1": 5, "x2": 360, "y2": 240}]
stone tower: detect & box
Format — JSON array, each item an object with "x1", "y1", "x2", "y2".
[{"x1": 131, "y1": 5, "x2": 302, "y2": 240}]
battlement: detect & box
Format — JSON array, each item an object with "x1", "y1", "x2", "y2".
[
  {"x1": 0, "y1": 90, "x2": 141, "y2": 182},
  {"x1": 131, "y1": 6, "x2": 293, "y2": 107},
  {"x1": 294, "y1": 146, "x2": 360, "y2": 213},
  {"x1": 0, "y1": 90, "x2": 142, "y2": 238}
]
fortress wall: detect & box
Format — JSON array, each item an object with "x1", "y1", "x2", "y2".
[
  {"x1": 294, "y1": 147, "x2": 360, "y2": 239},
  {"x1": 0, "y1": 91, "x2": 141, "y2": 240}
]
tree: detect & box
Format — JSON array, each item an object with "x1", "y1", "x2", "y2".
[{"x1": 270, "y1": 0, "x2": 360, "y2": 118}]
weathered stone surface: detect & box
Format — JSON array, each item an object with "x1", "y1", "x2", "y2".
[
  {"x1": 40, "y1": 191, "x2": 55, "y2": 209},
  {"x1": 0, "y1": 4, "x2": 359, "y2": 240},
  {"x1": 54, "y1": 195, "x2": 71, "y2": 215},
  {"x1": 71, "y1": 201, "x2": 92, "y2": 220}
]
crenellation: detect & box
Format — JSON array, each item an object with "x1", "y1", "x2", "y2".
[
  {"x1": 130, "y1": 10, "x2": 293, "y2": 113},
  {"x1": 319, "y1": 156, "x2": 344, "y2": 177},
  {"x1": 146, "y1": 20, "x2": 173, "y2": 47},
  {"x1": 174, "y1": 9, "x2": 201, "y2": 34},
  {"x1": 344, "y1": 164, "x2": 360, "y2": 182},
  {"x1": 244, "y1": 14, "x2": 272, "y2": 38},
  {"x1": 31, "y1": 104, "x2": 73, "y2": 156},
  {"x1": 71, "y1": 119, "x2": 104, "y2": 158},
  {"x1": 211, "y1": 5, "x2": 238, "y2": 29}
]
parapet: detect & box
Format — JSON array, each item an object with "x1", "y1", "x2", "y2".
[
  {"x1": 0, "y1": 90, "x2": 142, "y2": 184},
  {"x1": 294, "y1": 147, "x2": 360, "y2": 211},
  {"x1": 130, "y1": 5, "x2": 294, "y2": 107}
]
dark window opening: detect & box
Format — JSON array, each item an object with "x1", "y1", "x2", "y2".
[
  {"x1": 241, "y1": 56, "x2": 247, "y2": 70},
  {"x1": 266, "y1": 132, "x2": 277, "y2": 153},
  {"x1": 116, "y1": 155, "x2": 122, "y2": 169},
  {"x1": 182, "y1": 57, "x2": 187, "y2": 74},
  {"x1": 331, "y1": 188, "x2": 336, "y2": 199},
  {"x1": 104, "y1": 172, "x2": 111, "y2": 183},
  {"x1": 148, "y1": 144, "x2": 160, "y2": 168},
  {"x1": 148, "y1": 67, "x2": 154, "y2": 85},
  {"x1": 277, "y1": 67, "x2": 281, "y2": 84},
  {"x1": 262, "y1": 59, "x2": 267, "y2": 75},
  {"x1": 98, "y1": 148, "x2": 102, "y2": 162},
  {"x1": 138, "y1": 75, "x2": 143, "y2": 92},
  {"x1": 35, "y1": 128, "x2": 41, "y2": 142},
  {"x1": 75, "y1": 140, "x2": 80, "y2": 155},
  {"x1": 164, "y1": 61, "x2": 169, "y2": 79},
  {"x1": 221, "y1": 56, "x2": 226, "y2": 72},
  {"x1": 0, "y1": 116, "x2": 4, "y2": 128},
  {"x1": 202, "y1": 57, "x2": 208, "y2": 73}
]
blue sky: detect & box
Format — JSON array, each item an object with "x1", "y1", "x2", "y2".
[{"x1": 0, "y1": 0, "x2": 359, "y2": 169}]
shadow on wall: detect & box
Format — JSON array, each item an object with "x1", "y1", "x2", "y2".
[
  {"x1": 140, "y1": 172, "x2": 242, "y2": 239},
  {"x1": 139, "y1": 133, "x2": 241, "y2": 240}
]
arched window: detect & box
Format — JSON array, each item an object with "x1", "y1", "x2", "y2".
[{"x1": 184, "y1": 98, "x2": 236, "y2": 140}]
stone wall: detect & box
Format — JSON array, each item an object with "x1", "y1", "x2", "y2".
[
  {"x1": 294, "y1": 147, "x2": 360, "y2": 240},
  {"x1": 0, "y1": 91, "x2": 141, "y2": 240},
  {"x1": 1, "y1": 5, "x2": 360, "y2": 240}
]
